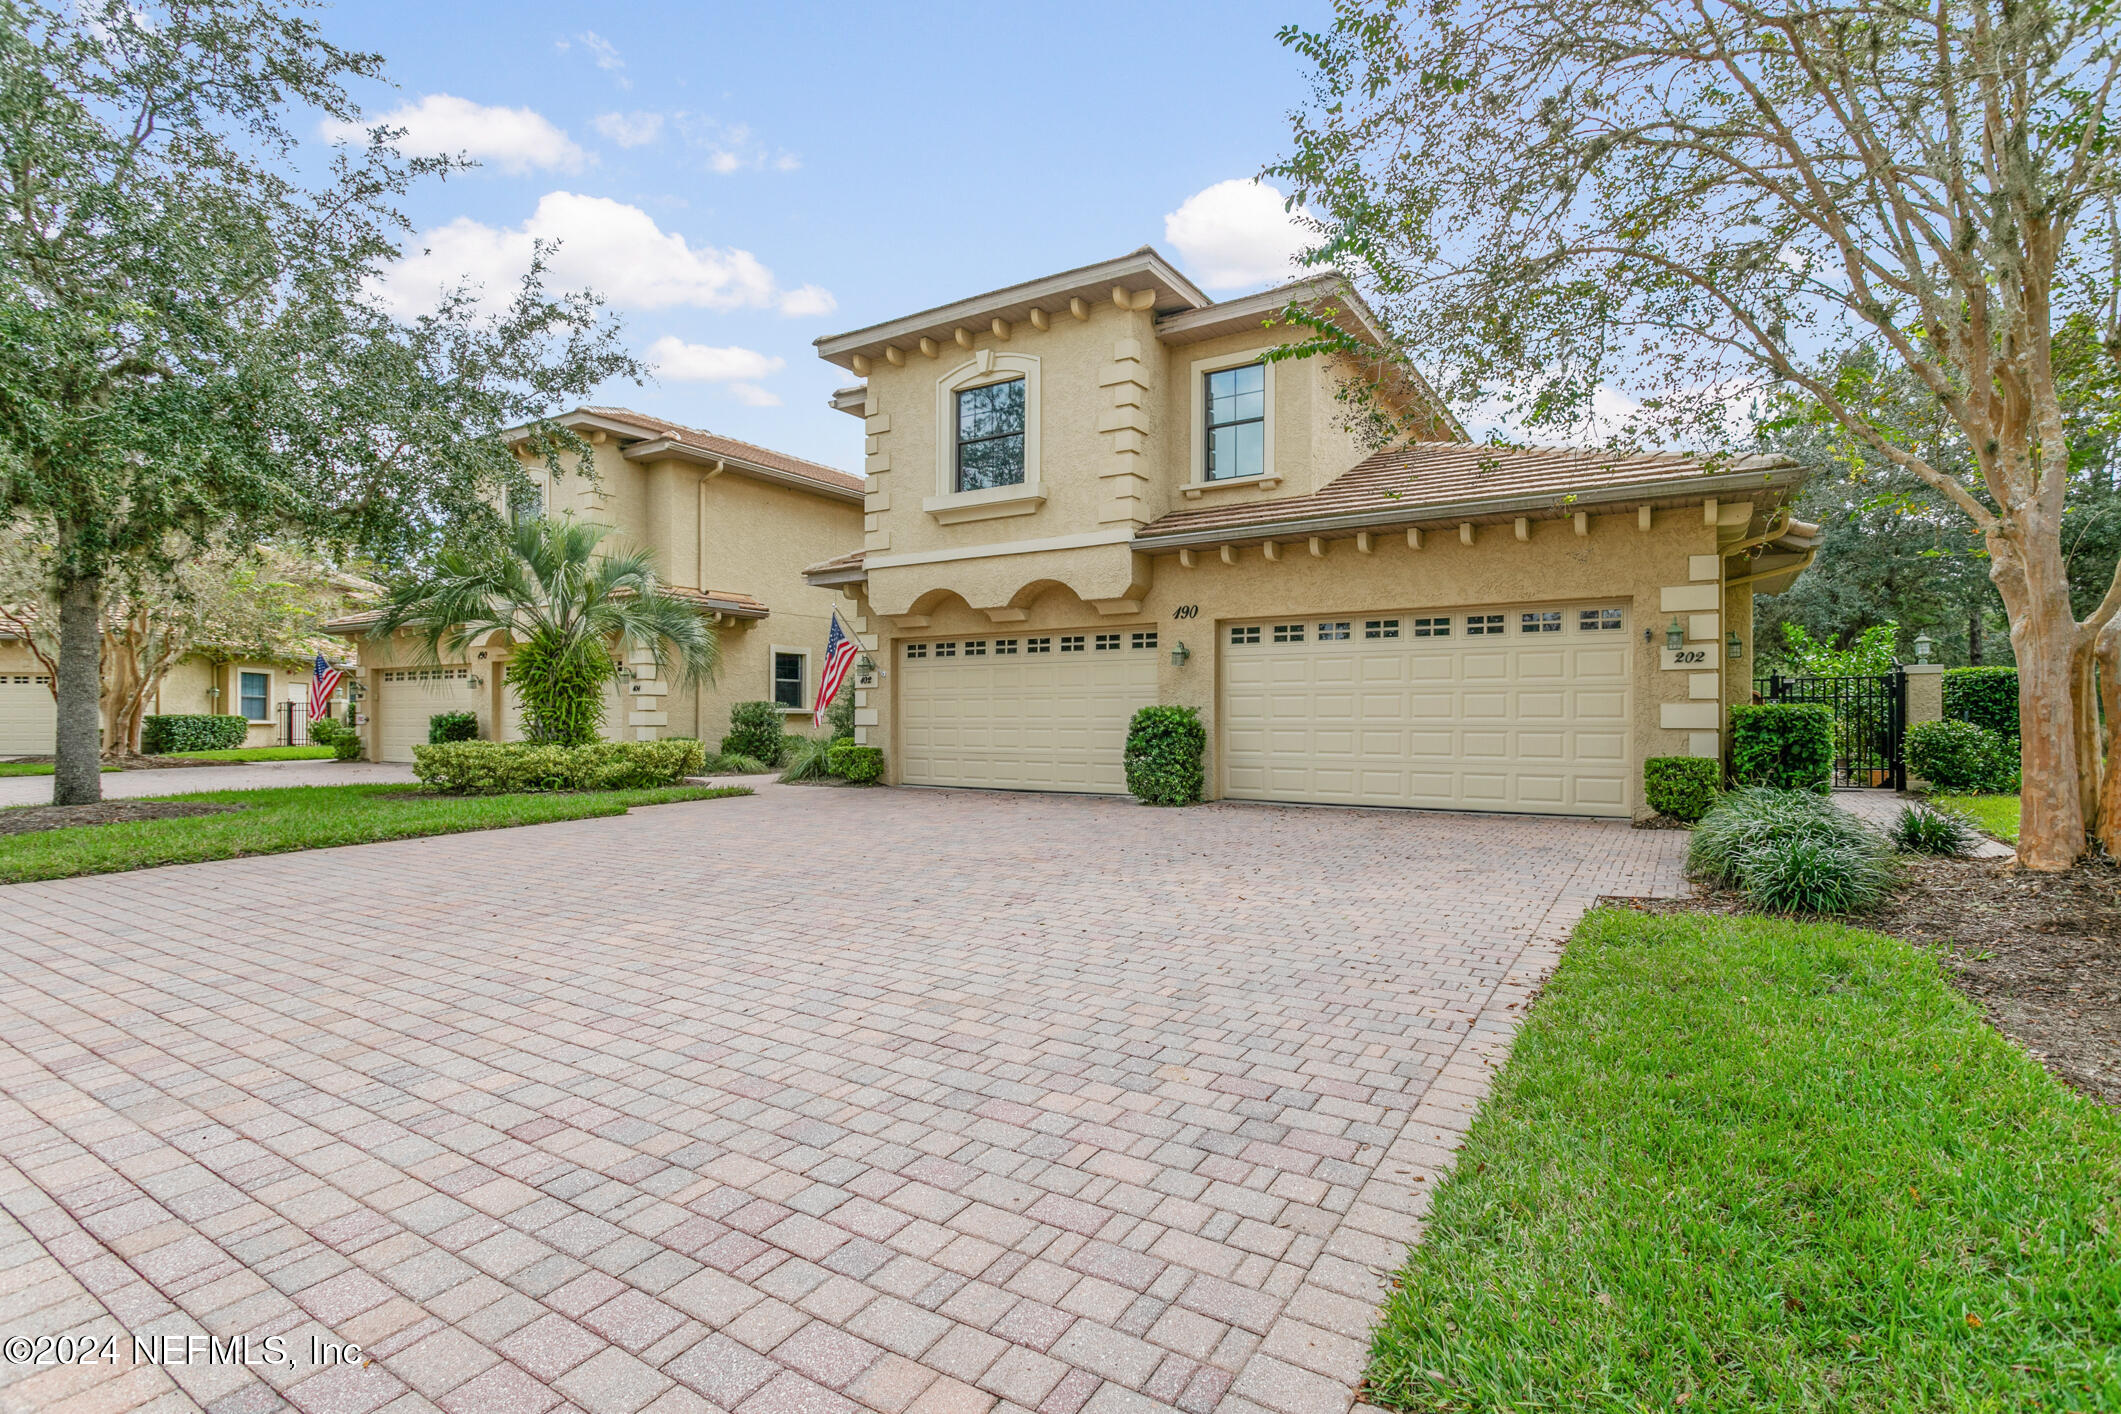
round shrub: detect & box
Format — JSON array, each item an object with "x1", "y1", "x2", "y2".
[
  {"x1": 428, "y1": 710, "x2": 478, "y2": 744},
  {"x1": 305, "y1": 716, "x2": 347, "y2": 745},
  {"x1": 1728, "y1": 703, "x2": 1835, "y2": 791},
  {"x1": 1643, "y1": 756, "x2": 1720, "y2": 821},
  {"x1": 721, "y1": 700, "x2": 785, "y2": 763},
  {"x1": 1125, "y1": 706, "x2": 1206, "y2": 806},
  {"x1": 141, "y1": 713, "x2": 249, "y2": 754},
  {"x1": 1906, "y1": 719, "x2": 2016, "y2": 792},
  {"x1": 1889, "y1": 804, "x2": 1977, "y2": 857},
  {"x1": 1943, "y1": 666, "x2": 2018, "y2": 738},
  {"x1": 332, "y1": 733, "x2": 363, "y2": 761},
  {"x1": 828, "y1": 743, "x2": 884, "y2": 784}
]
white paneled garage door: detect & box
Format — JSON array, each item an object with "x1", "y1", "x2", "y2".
[
  {"x1": 0, "y1": 672, "x2": 56, "y2": 756},
  {"x1": 899, "y1": 629, "x2": 1160, "y2": 793},
  {"x1": 1222, "y1": 603, "x2": 1634, "y2": 816},
  {"x1": 376, "y1": 666, "x2": 481, "y2": 762}
]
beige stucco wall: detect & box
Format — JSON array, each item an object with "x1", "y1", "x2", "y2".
[
  {"x1": 0, "y1": 640, "x2": 300, "y2": 751},
  {"x1": 842, "y1": 504, "x2": 1744, "y2": 817}
]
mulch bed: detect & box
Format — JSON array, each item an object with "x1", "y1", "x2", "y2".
[
  {"x1": 0, "y1": 801, "x2": 246, "y2": 836},
  {"x1": 1611, "y1": 854, "x2": 2121, "y2": 1108}
]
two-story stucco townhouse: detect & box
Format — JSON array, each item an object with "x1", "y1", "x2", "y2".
[
  {"x1": 805, "y1": 248, "x2": 1819, "y2": 818},
  {"x1": 324, "y1": 407, "x2": 864, "y2": 762}
]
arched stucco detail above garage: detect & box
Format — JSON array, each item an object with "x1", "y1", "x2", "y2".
[{"x1": 864, "y1": 543, "x2": 1151, "y2": 619}]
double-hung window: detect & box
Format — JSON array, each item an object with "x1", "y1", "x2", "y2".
[
  {"x1": 237, "y1": 671, "x2": 270, "y2": 722},
  {"x1": 772, "y1": 652, "x2": 806, "y2": 709},
  {"x1": 955, "y1": 378, "x2": 1026, "y2": 492},
  {"x1": 1203, "y1": 362, "x2": 1267, "y2": 481}
]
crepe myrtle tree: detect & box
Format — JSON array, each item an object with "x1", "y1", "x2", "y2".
[
  {"x1": 0, "y1": 0, "x2": 640, "y2": 805},
  {"x1": 369, "y1": 515, "x2": 721, "y2": 746},
  {"x1": 1273, "y1": 0, "x2": 2121, "y2": 869}
]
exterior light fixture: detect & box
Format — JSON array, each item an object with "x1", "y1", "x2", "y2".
[
  {"x1": 1665, "y1": 617, "x2": 1685, "y2": 651},
  {"x1": 466, "y1": 674, "x2": 484, "y2": 689},
  {"x1": 1726, "y1": 630, "x2": 1743, "y2": 660},
  {"x1": 1170, "y1": 640, "x2": 1191, "y2": 667},
  {"x1": 1913, "y1": 632, "x2": 1933, "y2": 663},
  {"x1": 856, "y1": 654, "x2": 876, "y2": 676}
]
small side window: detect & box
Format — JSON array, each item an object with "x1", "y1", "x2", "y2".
[{"x1": 773, "y1": 652, "x2": 805, "y2": 708}]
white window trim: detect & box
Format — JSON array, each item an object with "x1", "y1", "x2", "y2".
[
  {"x1": 1186, "y1": 350, "x2": 1278, "y2": 498},
  {"x1": 236, "y1": 669, "x2": 272, "y2": 722},
  {"x1": 769, "y1": 644, "x2": 811, "y2": 714},
  {"x1": 927, "y1": 350, "x2": 1044, "y2": 524}
]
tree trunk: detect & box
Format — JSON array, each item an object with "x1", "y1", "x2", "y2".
[
  {"x1": 2096, "y1": 621, "x2": 2121, "y2": 859},
  {"x1": 1991, "y1": 530, "x2": 2086, "y2": 870},
  {"x1": 1968, "y1": 609, "x2": 1981, "y2": 666},
  {"x1": 51, "y1": 571, "x2": 105, "y2": 805}
]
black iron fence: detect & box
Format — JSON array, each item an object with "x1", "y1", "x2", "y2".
[{"x1": 1755, "y1": 665, "x2": 1908, "y2": 789}]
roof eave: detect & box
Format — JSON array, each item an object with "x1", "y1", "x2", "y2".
[
  {"x1": 1132, "y1": 461, "x2": 1806, "y2": 551},
  {"x1": 803, "y1": 566, "x2": 869, "y2": 588},
  {"x1": 620, "y1": 438, "x2": 865, "y2": 503}
]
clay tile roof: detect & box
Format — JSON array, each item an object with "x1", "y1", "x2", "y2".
[
  {"x1": 802, "y1": 548, "x2": 866, "y2": 578},
  {"x1": 320, "y1": 608, "x2": 385, "y2": 635},
  {"x1": 1136, "y1": 441, "x2": 1782, "y2": 542},
  {"x1": 583, "y1": 407, "x2": 865, "y2": 496}
]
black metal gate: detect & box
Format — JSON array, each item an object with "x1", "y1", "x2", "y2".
[{"x1": 1756, "y1": 666, "x2": 1908, "y2": 789}]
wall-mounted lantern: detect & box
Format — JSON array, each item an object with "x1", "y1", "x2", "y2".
[
  {"x1": 466, "y1": 674, "x2": 484, "y2": 689},
  {"x1": 1665, "y1": 617, "x2": 1685, "y2": 651},
  {"x1": 1913, "y1": 632, "x2": 1934, "y2": 663},
  {"x1": 1727, "y1": 630, "x2": 1743, "y2": 660},
  {"x1": 1170, "y1": 640, "x2": 1192, "y2": 667}
]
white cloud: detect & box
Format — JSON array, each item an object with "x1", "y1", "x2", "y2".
[
  {"x1": 673, "y1": 116, "x2": 799, "y2": 175},
  {"x1": 373, "y1": 191, "x2": 834, "y2": 319},
  {"x1": 321, "y1": 94, "x2": 587, "y2": 176},
  {"x1": 647, "y1": 336, "x2": 784, "y2": 384},
  {"x1": 1164, "y1": 179, "x2": 1312, "y2": 291},
  {"x1": 727, "y1": 382, "x2": 781, "y2": 407},
  {"x1": 577, "y1": 30, "x2": 624, "y2": 71},
  {"x1": 593, "y1": 111, "x2": 664, "y2": 148},
  {"x1": 777, "y1": 284, "x2": 837, "y2": 318}
]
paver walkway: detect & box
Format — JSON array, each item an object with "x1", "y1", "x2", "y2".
[
  {"x1": 0, "y1": 761, "x2": 418, "y2": 809},
  {"x1": 1829, "y1": 789, "x2": 2014, "y2": 858},
  {"x1": 0, "y1": 788, "x2": 1687, "y2": 1414}
]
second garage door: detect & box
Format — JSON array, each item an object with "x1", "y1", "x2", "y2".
[
  {"x1": 1222, "y1": 603, "x2": 1635, "y2": 816},
  {"x1": 899, "y1": 629, "x2": 1159, "y2": 793},
  {"x1": 376, "y1": 666, "x2": 482, "y2": 762},
  {"x1": 0, "y1": 672, "x2": 56, "y2": 756}
]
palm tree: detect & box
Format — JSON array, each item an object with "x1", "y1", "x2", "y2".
[{"x1": 371, "y1": 515, "x2": 718, "y2": 745}]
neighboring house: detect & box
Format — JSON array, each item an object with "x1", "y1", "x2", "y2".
[
  {"x1": 322, "y1": 407, "x2": 864, "y2": 762},
  {"x1": 805, "y1": 247, "x2": 1818, "y2": 818}
]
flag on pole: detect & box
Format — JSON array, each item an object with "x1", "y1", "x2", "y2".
[
  {"x1": 310, "y1": 652, "x2": 347, "y2": 721},
  {"x1": 813, "y1": 612, "x2": 859, "y2": 727}
]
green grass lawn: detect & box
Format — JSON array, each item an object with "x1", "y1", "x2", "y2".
[
  {"x1": 0, "y1": 762, "x2": 117, "y2": 776},
  {"x1": 0, "y1": 782, "x2": 750, "y2": 883},
  {"x1": 1933, "y1": 793, "x2": 2021, "y2": 843},
  {"x1": 1366, "y1": 907, "x2": 2118, "y2": 1412},
  {"x1": 163, "y1": 744, "x2": 338, "y2": 762}
]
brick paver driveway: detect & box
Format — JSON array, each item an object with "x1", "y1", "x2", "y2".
[{"x1": 0, "y1": 787, "x2": 1686, "y2": 1414}]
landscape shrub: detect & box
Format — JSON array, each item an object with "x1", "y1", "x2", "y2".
[
  {"x1": 1728, "y1": 703, "x2": 1835, "y2": 791},
  {"x1": 1124, "y1": 705, "x2": 1207, "y2": 806},
  {"x1": 1943, "y1": 666, "x2": 2019, "y2": 739},
  {"x1": 305, "y1": 716, "x2": 348, "y2": 746},
  {"x1": 1906, "y1": 719, "x2": 2018, "y2": 793},
  {"x1": 1687, "y1": 788, "x2": 1894, "y2": 914},
  {"x1": 1890, "y1": 804, "x2": 1978, "y2": 857},
  {"x1": 777, "y1": 734, "x2": 837, "y2": 783},
  {"x1": 141, "y1": 714, "x2": 249, "y2": 754},
  {"x1": 332, "y1": 733, "x2": 363, "y2": 761},
  {"x1": 828, "y1": 743, "x2": 884, "y2": 784},
  {"x1": 721, "y1": 701, "x2": 785, "y2": 763},
  {"x1": 1643, "y1": 756, "x2": 1720, "y2": 822},
  {"x1": 703, "y1": 752, "x2": 773, "y2": 775},
  {"x1": 428, "y1": 710, "x2": 479, "y2": 744},
  {"x1": 411, "y1": 739, "x2": 705, "y2": 794},
  {"x1": 825, "y1": 680, "x2": 856, "y2": 741}
]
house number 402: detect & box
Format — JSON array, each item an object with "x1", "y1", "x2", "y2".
[{"x1": 1171, "y1": 605, "x2": 1199, "y2": 619}]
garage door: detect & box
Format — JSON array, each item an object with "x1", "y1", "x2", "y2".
[
  {"x1": 377, "y1": 666, "x2": 481, "y2": 762},
  {"x1": 0, "y1": 672, "x2": 56, "y2": 756},
  {"x1": 899, "y1": 629, "x2": 1160, "y2": 793},
  {"x1": 1222, "y1": 603, "x2": 1634, "y2": 816}
]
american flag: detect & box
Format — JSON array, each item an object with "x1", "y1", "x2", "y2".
[
  {"x1": 813, "y1": 612, "x2": 860, "y2": 727},
  {"x1": 310, "y1": 652, "x2": 346, "y2": 723}
]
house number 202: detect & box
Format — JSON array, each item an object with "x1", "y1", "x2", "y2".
[
  {"x1": 1671, "y1": 649, "x2": 1707, "y2": 664},
  {"x1": 1172, "y1": 605, "x2": 1199, "y2": 619}
]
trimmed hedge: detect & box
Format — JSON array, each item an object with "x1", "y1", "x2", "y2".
[
  {"x1": 1125, "y1": 705, "x2": 1206, "y2": 806},
  {"x1": 141, "y1": 714, "x2": 249, "y2": 754},
  {"x1": 411, "y1": 739, "x2": 705, "y2": 794},
  {"x1": 1944, "y1": 667, "x2": 2019, "y2": 738},
  {"x1": 721, "y1": 701, "x2": 785, "y2": 763},
  {"x1": 428, "y1": 710, "x2": 479, "y2": 744},
  {"x1": 828, "y1": 743, "x2": 884, "y2": 784},
  {"x1": 1643, "y1": 756, "x2": 1720, "y2": 822},
  {"x1": 1729, "y1": 703, "x2": 1835, "y2": 792},
  {"x1": 1906, "y1": 719, "x2": 2019, "y2": 793}
]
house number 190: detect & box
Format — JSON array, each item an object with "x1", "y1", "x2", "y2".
[{"x1": 1171, "y1": 605, "x2": 1199, "y2": 619}]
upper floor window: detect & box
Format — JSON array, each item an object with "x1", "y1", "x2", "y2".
[
  {"x1": 955, "y1": 378, "x2": 1026, "y2": 492},
  {"x1": 510, "y1": 482, "x2": 544, "y2": 525},
  {"x1": 1204, "y1": 362, "x2": 1267, "y2": 481}
]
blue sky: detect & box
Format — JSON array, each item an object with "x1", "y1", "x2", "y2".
[{"x1": 319, "y1": 1, "x2": 1333, "y2": 472}]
